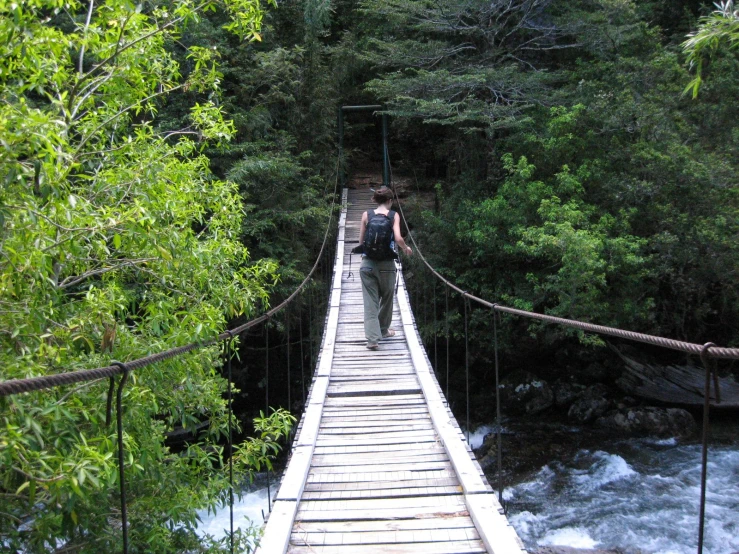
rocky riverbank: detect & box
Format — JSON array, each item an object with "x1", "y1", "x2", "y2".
[
  {"x1": 473, "y1": 366, "x2": 701, "y2": 485},
  {"x1": 467, "y1": 353, "x2": 739, "y2": 553}
]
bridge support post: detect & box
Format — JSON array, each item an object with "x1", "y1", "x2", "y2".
[
  {"x1": 382, "y1": 113, "x2": 389, "y2": 187},
  {"x1": 337, "y1": 108, "x2": 344, "y2": 188},
  {"x1": 337, "y1": 105, "x2": 387, "y2": 187},
  {"x1": 110, "y1": 361, "x2": 132, "y2": 554}
]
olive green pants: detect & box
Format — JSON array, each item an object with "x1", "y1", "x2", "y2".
[{"x1": 359, "y1": 258, "x2": 397, "y2": 344}]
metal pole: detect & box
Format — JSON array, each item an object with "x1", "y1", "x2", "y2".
[
  {"x1": 224, "y1": 332, "x2": 235, "y2": 554},
  {"x1": 493, "y1": 308, "x2": 504, "y2": 505},
  {"x1": 286, "y1": 304, "x2": 291, "y2": 412},
  {"x1": 446, "y1": 286, "x2": 450, "y2": 400},
  {"x1": 308, "y1": 286, "x2": 314, "y2": 370},
  {"x1": 338, "y1": 108, "x2": 344, "y2": 188},
  {"x1": 265, "y1": 320, "x2": 271, "y2": 512},
  {"x1": 433, "y1": 282, "x2": 438, "y2": 374},
  {"x1": 111, "y1": 362, "x2": 131, "y2": 554},
  {"x1": 698, "y1": 343, "x2": 718, "y2": 554},
  {"x1": 464, "y1": 297, "x2": 470, "y2": 444},
  {"x1": 299, "y1": 300, "x2": 306, "y2": 407},
  {"x1": 382, "y1": 114, "x2": 389, "y2": 187}
]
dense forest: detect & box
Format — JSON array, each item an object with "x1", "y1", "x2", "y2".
[{"x1": 1, "y1": 0, "x2": 737, "y2": 552}]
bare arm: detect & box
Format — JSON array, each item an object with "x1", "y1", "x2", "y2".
[
  {"x1": 394, "y1": 213, "x2": 412, "y2": 256},
  {"x1": 358, "y1": 210, "x2": 368, "y2": 248}
]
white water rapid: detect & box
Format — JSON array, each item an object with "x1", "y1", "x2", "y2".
[{"x1": 505, "y1": 440, "x2": 739, "y2": 554}]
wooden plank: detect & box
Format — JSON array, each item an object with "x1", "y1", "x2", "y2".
[
  {"x1": 317, "y1": 423, "x2": 433, "y2": 433},
  {"x1": 291, "y1": 516, "x2": 475, "y2": 533},
  {"x1": 291, "y1": 527, "x2": 481, "y2": 546},
  {"x1": 300, "y1": 485, "x2": 463, "y2": 500},
  {"x1": 309, "y1": 461, "x2": 452, "y2": 474},
  {"x1": 311, "y1": 452, "x2": 448, "y2": 465},
  {"x1": 313, "y1": 442, "x2": 443, "y2": 455},
  {"x1": 288, "y1": 541, "x2": 487, "y2": 553},
  {"x1": 303, "y1": 477, "x2": 460, "y2": 492},
  {"x1": 295, "y1": 504, "x2": 470, "y2": 522},
  {"x1": 306, "y1": 470, "x2": 456, "y2": 484},
  {"x1": 320, "y1": 409, "x2": 430, "y2": 419}
]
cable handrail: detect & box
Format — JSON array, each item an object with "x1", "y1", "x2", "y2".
[{"x1": 0, "y1": 163, "x2": 341, "y2": 398}]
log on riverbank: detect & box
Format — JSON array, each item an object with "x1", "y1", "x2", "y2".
[{"x1": 614, "y1": 348, "x2": 739, "y2": 409}]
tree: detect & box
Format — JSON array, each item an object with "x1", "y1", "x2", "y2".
[
  {"x1": 683, "y1": 0, "x2": 739, "y2": 97},
  {"x1": 0, "y1": 1, "x2": 295, "y2": 552}
]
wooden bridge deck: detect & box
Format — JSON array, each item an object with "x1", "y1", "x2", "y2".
[{"x1": 257, "y1": 189, "x2": 525, "y2": 554}]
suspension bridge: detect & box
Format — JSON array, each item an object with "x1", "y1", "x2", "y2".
[
  {"x1": 2, "y1": 176, "x2": 738, "y2": 553},
  {"x1": 255, "y1": 188, "x2": 524, "y2": 553}
]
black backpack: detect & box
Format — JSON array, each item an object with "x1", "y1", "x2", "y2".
[{"x1": 364, "y1": 209, "x2": 397, "y2": 260}]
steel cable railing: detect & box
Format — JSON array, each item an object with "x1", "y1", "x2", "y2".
[
  {"x1": 0, "y1": 161, "x2": 341, "y2": 554},
  {"x1": 385, "y1": 144, "x2": 736, "y2": 554}
]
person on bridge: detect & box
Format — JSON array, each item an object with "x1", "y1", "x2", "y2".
[{"x1": 356, "y1": 187, "x2": 413, "y2": 350}]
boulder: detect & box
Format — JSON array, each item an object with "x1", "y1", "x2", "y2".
[
  {"x1": 596, "y1": 407, "x2": 697, "y2": 438},
  {"x1": 553, "y1": 381, "x2": 585, "y2": 408},
  {"x1": 500, "y1": 371, "x2": 554, "y2": 415},
  {"x1": 567, "y1": 384, "x2": 612, "y2": 423}
]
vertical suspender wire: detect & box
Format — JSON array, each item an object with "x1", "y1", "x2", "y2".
[
  {"x1": 413, "y1": 266, "x2": 418, "y2": 311},
  {"x1": 299, "y1": 298, "x2": 306, "y2": 407},
  {"x1": 111, "y1": 361, "x2": 131, "y2": 554},
  {"x1": 433, "y1": 282, "x2": 438, "y2": 374},
  {"x1": 308, "y1": 285, "x2": 313, "y2": 371},
  {"x1": 423, "y1": 276, "x2": 428, "y2": 347},
  {"x1": 445, "y1": 286, "x2": 450, "y2": 400},
  {"x1": 265, "y1": 319, "x2": 271, "y2": 512},
  {"x1": 464, "y1": 296, "x2": 470, "y2": 444},
  {"x1": 286, "y1": 303, "x2": 291, "y2": 412},
  {"x1": 492, "y1": 308, "x2": 504, "y2": 506},
  {"x1": 224, "y1": 331, "x2": 235, "y2": 554},
  {"x1": 698, "y1": 343, "x2": 718, "y2": 554}
]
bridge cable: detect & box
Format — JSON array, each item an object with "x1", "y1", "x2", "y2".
[
  {"x1": 286, "y1": 304, "x2": 291, "y2": 414},
  {"x1": 265, "y1": 318, "x2": 271, "y2": 513},
  {"x1": 224, "y1": 329, "x2": 235, "y2": 554},
  {"x1": 308, "y1": 285, "x2": 314, "y2": 372},
  {"x1": 492, "y1": 308, "x2": 504, "y2": 508},
  {"x1": 299, "y1": 303, "x2": 306, "y2": 407},
  {"x1": 464, "y1": 296, "x2": 470, "y2": 444},
  {"x1": 445, "y1": 285, "x2": 450, "y2": 400},
  {"x1": 433, "y1": 282, "x2": 438, "y2": 375},
  {"x1": 698, "y1": 342, "x2": 720, "y2": 554},
  {"x1": 110, "y1": 361, "x2": 131, "y2": 554}
]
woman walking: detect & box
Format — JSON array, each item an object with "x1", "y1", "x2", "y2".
[{"x1": 356, "y1": 187, "x2": 413, "y2": 350}]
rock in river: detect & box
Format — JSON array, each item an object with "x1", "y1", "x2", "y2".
[{"x1": 596, "y1": 406, "x2": 697, "y2": 438}]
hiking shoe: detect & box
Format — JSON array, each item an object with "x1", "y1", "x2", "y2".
[
  {"x1": 366, "y1": 342, "x2": 379, "y2": 350},
  {"x1": 382, "y1": 328, "x2": 396, "y2": 339}
]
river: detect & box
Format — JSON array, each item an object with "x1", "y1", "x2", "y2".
[
  {"x1": 196, "y1": 484, "x2": 270, "y2": 544},
  {"x1": 503, "y1": 437, "x2": 739, "y2": 553}
]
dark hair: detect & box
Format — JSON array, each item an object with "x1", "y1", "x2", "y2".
[{"x1": 372, "y1": 187, "x2": 393, "y2": 205}]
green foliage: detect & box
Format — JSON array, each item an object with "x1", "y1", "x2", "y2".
[
  {"x1": 0, "y1": 1, "x2": 291, "y2": 551},
  {"x1": 358, "y1": 0, "x2": 738, "y2": 352},
  {"x1": 683, "y1": 0, "x2": 739, "y2": 97}
]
